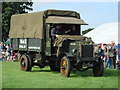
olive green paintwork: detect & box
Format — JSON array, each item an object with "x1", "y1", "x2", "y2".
[
  {"x1": 45, "y1": 24, "x2": 51, "y2": 56},
  {"x1": 53, "y1": 35, "x2": 94, "y2": 57},
  {"x1": 11, "y1": 38, "x2": 42, "y2": 52}
]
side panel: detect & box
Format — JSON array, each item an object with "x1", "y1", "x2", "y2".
[
  {"x1": 28, "y1": 38, "x2": 42, "y2": 52},
  {"x1": 11, "y1": 38, "x2": 19, "y2": 50},
  {"x1": 11, "y1": 38, "x2": 42, "y2": 52}
]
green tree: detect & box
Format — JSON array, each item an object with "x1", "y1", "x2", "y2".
[
  {"x1": 2, "y1": 1, "x2": 33, "y2": 40},
  {"x1": 82, "y1": 28, "x2": 94, "y2": 35}
]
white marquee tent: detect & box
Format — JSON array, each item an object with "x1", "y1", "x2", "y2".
[{"x1": 85, "y1": 22, "x2": 119, "y2": 44}]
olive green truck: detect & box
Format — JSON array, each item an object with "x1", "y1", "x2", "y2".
[{"x1": 9, "y1": 9, "x2": 104, "y2": 77}]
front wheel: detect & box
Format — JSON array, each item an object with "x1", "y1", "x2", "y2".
[
  {"x1": 93, "y1": 60, "x2": 104, "y2": 77},
  {"x1": 60, "y1": 56, "x2": 71, "y2": 77}
]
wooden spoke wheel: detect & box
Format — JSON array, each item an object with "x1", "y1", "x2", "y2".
[
  {"x1": 60, "y1": 56, "x2": 71, "y2": 77},
  {"x1": 20, "y1": 55, "x2": 32, "y2": 71},
  {"x1": 93, "y1": 60, "x2": 104, "y2": 77}
]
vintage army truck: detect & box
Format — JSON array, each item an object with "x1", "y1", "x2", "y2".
[{"x1": 9, "y1": 9, "x2": 104, "y2": 77}]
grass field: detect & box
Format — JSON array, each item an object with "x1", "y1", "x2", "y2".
[{"x1": 1, "y1": 61, "x2": 119, "y2": 88}]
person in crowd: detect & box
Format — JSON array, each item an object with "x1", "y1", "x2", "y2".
[
  {"x1": 116, "y1": 44, "x2": 120, "y2": 70},
  {"x1": 2, "y1": 49, "x2": 7, "y2": 61},
  {"x1": 6, "y1": 44, "x2": 11, "y2": 61},
  {"x1": 94, "y1": 44, "x2": 104, "y2": 58},
  {"x1": 0, "y1": 42, "x2": 1, "y2": 49},
  {"x1": 103, "y1": 44, "x2": 108, "y2": 68},
  {"x1": 105, "y1": 44, "x2": 113, "y2": 69},
  {"x1": 118, "y1": 44, "x2": 120, "y2": 62},
  {"x1": 0, "y1": 42, "x2": 13, "y2": 61},
  {"x1": 98, "y1": 44, "x2": 104, "y2": 59},
  {"x1": 13, "y1": 52, "x2": 17, "y2": 61},
  {"x1": 0, "y1": 42, "x2": 6, "y2": 52},
  {"x1": 110, "y1": 41, "x2": 118, "y2": 69},
  {"x1": 0, "y1": 43, "x2": 2, "y2": 61},
  {"x1": 0, "y1": 42, "x2": 6, "y2": 61},
  {"x1": 116, "y1": 58, "x2": 120, "y2": 70}
]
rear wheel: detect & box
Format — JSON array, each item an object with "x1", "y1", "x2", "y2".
[
  {"x1": 93, "y1": 60, "x2": 104, "y2": 77},
  {"x1": 20, "y1": 55, "x2": 32, "y2": 71},
  {"x1": 60, "y1": 56, "x2": 71, "y2": 77}
]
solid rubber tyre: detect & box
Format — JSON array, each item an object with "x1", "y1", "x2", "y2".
[{"x1": 93, "y1": 60, "x2": 104, "y2": 77}]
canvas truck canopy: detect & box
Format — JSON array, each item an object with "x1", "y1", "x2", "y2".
[
  {"x1": 9, "y1": 9, "x2": 84, "y2": 39},
  {"x1": 9, "y1": 11, "x2": 44, "y2": 39},
  {"x1": 45, "y1": 16, "x2": 87, "y2": 25},
  {"x1": 44, "y1": 9, "x2": 80, "y2": 19}
]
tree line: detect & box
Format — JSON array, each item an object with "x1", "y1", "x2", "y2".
[{"x1": 2, "y1": 1, "x2": 33, "y2": 41}]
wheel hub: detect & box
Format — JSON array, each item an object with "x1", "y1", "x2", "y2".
[
  {"x1": 21, "y1": 60, "x2": 25, "y2": 67},
  {"x1": 61, "y1": 66, "x2": 66, "y2": 69}
]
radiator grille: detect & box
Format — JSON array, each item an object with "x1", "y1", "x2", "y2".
[{"x1": 81, "y1": 45, "x2": 93, "y2": 57}]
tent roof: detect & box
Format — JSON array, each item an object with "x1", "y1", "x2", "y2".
[{"x1": 85, "y1": 22, "x2": 119, "y2": 44}]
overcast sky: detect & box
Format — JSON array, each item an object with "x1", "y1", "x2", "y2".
[{"x1": 29, "y1": 2, "x2": 118, "y2": 31}]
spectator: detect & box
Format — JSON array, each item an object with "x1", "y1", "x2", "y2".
[
  {"x1": 116, "y1": 44, "x2": 120, "y2": 70},
  {"x1": 13, "y1": 52, "x2": 17, "y2": 61},
  {"x1": 2, "y1": 49, "x2": 7, "y2": 61},
  {"x1": 105, "y1": 44, "x2": 113, "y2": 69},
  {"x1": 116, "y1": 58, "x2": 120, "y2": 70},
  {"x1": 6, "y1": 44, "x2": 11, "y2": 61},
  {"x1": 0, "y1": 43, "x2": 2, "y2": 61},
  {"x1": 103, "y1": 44, "x2": 108, "y2": 68},
  {"x1": 0, "y1": 42, "x2": 13, "y2": 61},
  {"x1": 110, "y1": 41, "x2": 118, "y2": 69},
  {"x1": 98, "y1": 44, "x2": 104, "y2": 59},
  {"x1": 118, "y1": 44, "x2": 120, "y2": 61},
  {"x1": 0, "y1": 42, "x2": 6, "y2": 52}
]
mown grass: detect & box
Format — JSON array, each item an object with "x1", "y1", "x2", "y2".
[{"x1": 1, "y1": 61, "x2": 119, "y2": 88}]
